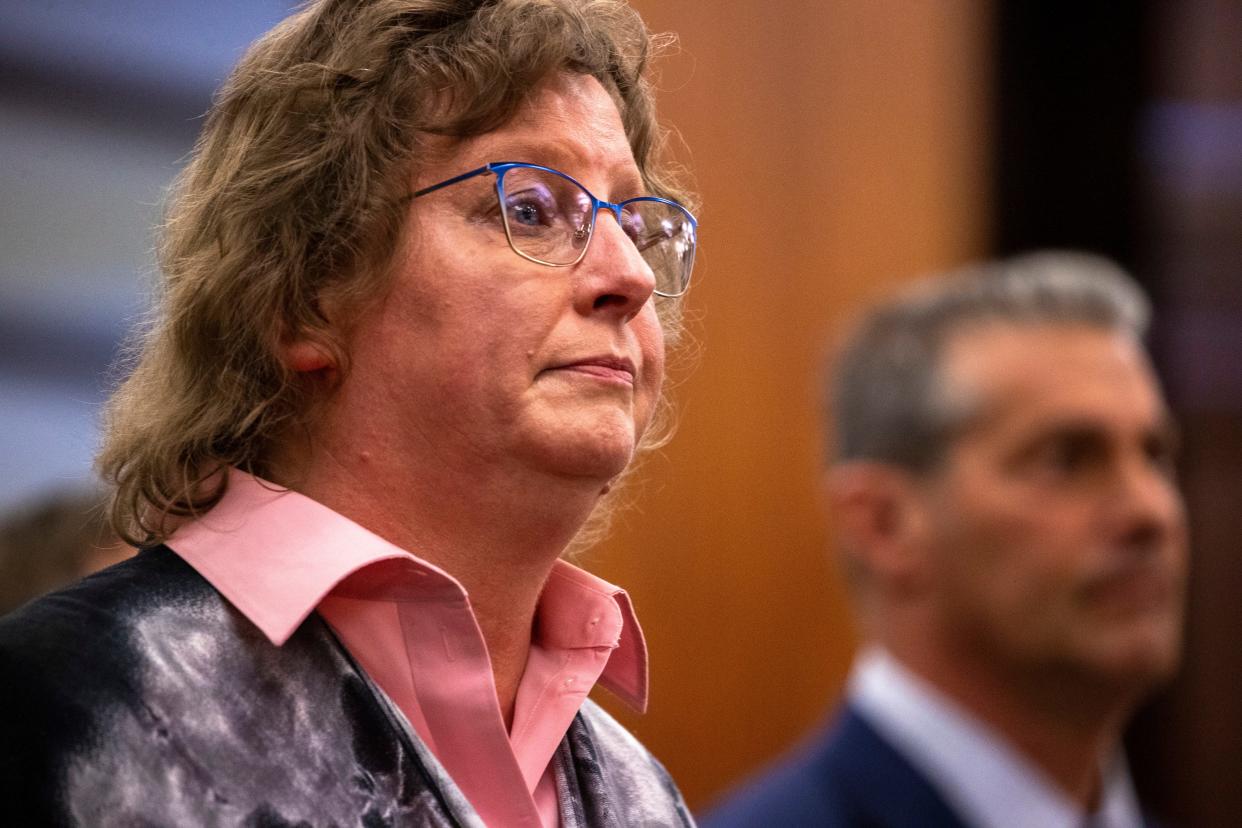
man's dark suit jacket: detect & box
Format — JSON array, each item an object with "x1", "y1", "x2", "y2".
[
  {"x1": 700, "y1": 706, "x2": 970, "y2": 828},
  {"x1": 701, "y1": 704, "x2": 1167, "y2": 828}
]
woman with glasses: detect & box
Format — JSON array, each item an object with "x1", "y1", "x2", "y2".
[{"x1": 0, "y1": 1, "x2": 698, "y2": 825}]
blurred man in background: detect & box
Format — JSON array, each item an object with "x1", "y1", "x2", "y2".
[{"x1": 705, "y1": 252, "x2": 1187, "y2": 828}]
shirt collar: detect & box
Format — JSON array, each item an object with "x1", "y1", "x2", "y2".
[
  {"x1": 848, "y1": 648, "x2": 1144, "y2": 828},
  {"x1": 538, "y1": 562, "x2": 649, "y2": 712},
  {"x1": 166, "y1": 468, "x2": 649, "y2": 711}
]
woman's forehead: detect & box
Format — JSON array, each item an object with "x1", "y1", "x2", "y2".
[{"x1": 416, "y1": 74, "x2": 642, "y2": 192}]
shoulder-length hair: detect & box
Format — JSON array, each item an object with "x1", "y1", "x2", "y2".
[{"x1": 98, "y1": 0, "x2": 693, "y2": 546}]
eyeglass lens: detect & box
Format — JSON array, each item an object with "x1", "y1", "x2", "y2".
[{"x1": 498, "y1": 166, "x2": 695, "y2": 296}]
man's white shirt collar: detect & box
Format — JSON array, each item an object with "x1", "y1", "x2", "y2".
[{"x1": 848, "y1": 648, "x2": 1144, "y2": 828}]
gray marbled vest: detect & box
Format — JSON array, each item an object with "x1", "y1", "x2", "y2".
[{"x1": 0, "y1": 546, "x2": 694, "y2": 827}]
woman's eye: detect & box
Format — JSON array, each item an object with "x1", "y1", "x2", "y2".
[
  {"x1": 504, "y1": 188, "x2": 558, "y2": 228},
  {"x1": 621, "y1": 215, "x2": 644, "y2": 244},
  {"x1": 510, "y1": 201, "x2": 545, "y2": 226}
]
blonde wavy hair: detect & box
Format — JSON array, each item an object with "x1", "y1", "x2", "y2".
[{"x1": 98, "y1": 0, "x2": 694, "y2": 547}]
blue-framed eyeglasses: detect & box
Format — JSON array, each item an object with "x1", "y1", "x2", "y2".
[{"x1": 412, "y1": 161, "x2": 697, "y2": 298}]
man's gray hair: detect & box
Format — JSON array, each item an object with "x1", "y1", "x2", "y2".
[{"x1": 830, "y1": 250, "x2": 1152, "y2": 470}]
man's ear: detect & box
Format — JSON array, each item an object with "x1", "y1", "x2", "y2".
[{"x1": 825, "y1": 461, "x2": 931, "y2": 593}]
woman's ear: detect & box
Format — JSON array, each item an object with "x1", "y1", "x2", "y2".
[
  {"x1": 280, "y1": 337, "x2": 335, "y2": 373},
  {"x1": 279, "y1": 293, "x2": 342, "y2": 375}
]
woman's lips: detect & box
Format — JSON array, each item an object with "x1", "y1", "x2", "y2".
[{"x1": 547, "y1": 356, "x2": 636, "y2": 386}]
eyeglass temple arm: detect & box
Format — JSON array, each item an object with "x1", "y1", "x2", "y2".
[{"x1": 410, "y1": 164, "x2": 494, "y2": 199}]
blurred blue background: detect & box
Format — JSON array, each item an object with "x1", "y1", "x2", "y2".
[{"x1": 0, "y1": 1, "x2": 289, "y2": 509}]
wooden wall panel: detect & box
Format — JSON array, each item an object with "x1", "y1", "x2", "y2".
[
  {"x1": 1125, "y1": 3, "x2": 1242, "y2": 825},
  {"x1": 585, "y1": 0, "x2": 993, "y2": 809}
]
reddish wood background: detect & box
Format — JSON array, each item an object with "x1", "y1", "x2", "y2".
[{"x1": 586, "y1": 0, "x2": 992, "y2": 809}]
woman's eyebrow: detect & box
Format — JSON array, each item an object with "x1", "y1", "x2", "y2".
[
  {"x1": 474, "y1": 140, "x2": 644, "y2": 194},
  {"x1": 472, "y1": 138, "x2": 577, "y2": 168}
]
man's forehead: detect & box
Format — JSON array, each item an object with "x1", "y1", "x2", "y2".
[{"x1": 940, "y1": 322, "x2": 1168, "y2": 434}]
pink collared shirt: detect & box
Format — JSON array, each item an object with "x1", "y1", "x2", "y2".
[{"x1": 167, "y1": 469, "x2": 649, "y2": 828}]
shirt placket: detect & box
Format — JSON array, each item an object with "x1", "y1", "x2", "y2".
[{"x1": 398, "y1": 592, "x2": 543, "y2": 828}]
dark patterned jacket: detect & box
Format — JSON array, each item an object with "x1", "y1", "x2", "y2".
[{"x1": 0, "y1": 546, "x2": 694, "y2": 827}]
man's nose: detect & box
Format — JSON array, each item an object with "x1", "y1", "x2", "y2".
[{"x1": 1112, "y1": 453, "x2": 1186, "y2": 551}]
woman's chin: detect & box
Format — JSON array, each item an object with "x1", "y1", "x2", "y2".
[{"x1": 526, "y1": 423, "x2": 638, "y2": 484}]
